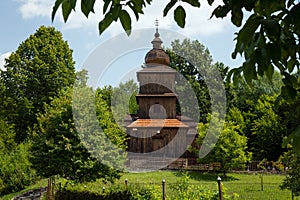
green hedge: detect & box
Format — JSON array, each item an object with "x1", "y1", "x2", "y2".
[{"x1": 55, "y1": 190, "x2": 134, "y2": 200}]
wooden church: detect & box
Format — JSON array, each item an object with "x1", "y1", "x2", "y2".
[{"x1": 125, "y1": 27, "x2": 197, "y2": 170}]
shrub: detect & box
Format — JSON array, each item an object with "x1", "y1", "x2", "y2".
[
  {"x1": 169, "y1": 172, "x2": 238, "y2": 200},
  {"x1": 0, "y1": 142, "x2": 37, "y2": 195}
]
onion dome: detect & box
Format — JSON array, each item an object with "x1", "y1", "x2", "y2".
[{"x1": 144, "y1": 29, "x2": 170, "y2": 66}]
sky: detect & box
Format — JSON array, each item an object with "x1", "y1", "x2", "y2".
[{"x1": 0, "y1": 0, "x2": 244, "y2": 86}]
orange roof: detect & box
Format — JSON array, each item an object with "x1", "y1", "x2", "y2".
[
  {"x1": 136, "y1": 93, "x2": 177, "y2": 97},
  {"x1": 127, "y1": 119, "x2": 189, "y2": 128}
]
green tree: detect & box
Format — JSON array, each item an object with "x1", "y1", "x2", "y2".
[
  {"x1": 0, "y1": 120, "x2": 16, "y2": 156},
  {"x1": 0, "y1": 119, "x2": 36, "y2": 195},
  {"x1": 110, "y1": 80, "x2": 139, "y2": 122},
  {"x1": 229, "y1": 72, "x2": 283, "y2": 109},
  {"x1": 166, "y1": 39, "x2": 228, "y2": 122},
  {"x1": 195, "y1": 113, "x2": 251, "y2": 176},
  {"x1": 251, "y1": 95, "x2": 286, "y2": 160},
  {"x1": 279, "y1": 89, "x2": 300, "y2": 196},
  {"x1": 228, "y1": 95, "x2": 287, "y2": 161},
  {"x1": 30, "y1": 71, "x2": 127, "y2": 182},
  {"x1": 227, "y1": 74, "x2": 287, "y2": 160},
  {"x1": 96, "y1": 85, "x2": 113, "y2": 107},
  {"x1": 0, "y1": 26, "x2": 75, "y2": 143},
  {"x1": 280, "y1": 149, "x2": 300, "y2": 197},
  {"x1": 280, "y1": 88, "x2": 300, "y2": 154},
  {"x1": 30, "y1": 88, "x2": 123, "y2": 182}
]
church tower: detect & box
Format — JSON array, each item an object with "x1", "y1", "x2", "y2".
[{"x1": 126, "y1": 25, "x2": 196, "y2": 170}]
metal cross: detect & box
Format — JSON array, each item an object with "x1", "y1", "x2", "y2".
[{"x1": 155, "y1": 19, "x2": 159, "y2": 32}]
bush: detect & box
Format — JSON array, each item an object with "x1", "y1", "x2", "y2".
[
  {"x1": 169, "y1": 172, "x2": 238, "y2": 200},
  {"x1": 55, "y1": 186, "x2": 159, "y2": 200},
  {"x1": 55, "y1": 190, "x2": 132, "y2": 200},
  {"x1": 0, "y1": 142, "x2": 37, "y2": 195},
  {"x1": 53, "y1": 178, "x2": 164, "y2": 200}
]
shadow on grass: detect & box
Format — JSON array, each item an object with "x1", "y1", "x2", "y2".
[{"x1": 171, "y1": 170, "x2": 239, "y2": 182}]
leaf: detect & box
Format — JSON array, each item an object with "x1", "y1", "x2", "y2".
[
  {"x1": 127, "y1": 0, "x2": 144, "y2": 20},
  {"x1": 130, "y1": 0, "x2": 144, "y2": 13},
  {"x1": 242, "y1": 57, "x2": 257, "y2": 84},
  {"x1": 174, "y1": 5, "x2": 186, "y2": 28},
  {"x1": 283, "y1": 73, "x2": 298, "y2": 87},
  {"x1": 99, "y1": 14, "x2": 113, "y2": 35},
  {"x1": 283, "y1": 125, "x2": 300, "y2": 152},
  {"x1": 103, "y1": 0, "x2": 111, "y2": 13},
  {"x1": 267, "y1": 43, "x2": 281, "y2": 64},
  {"x1": 182, "y1": 0, "x2": 200, "y2": 7},
  {"x1": 291, "y1": 126, "x2": 300, "y2": 154},
  {"x1": 207, "y1": 0, "x2": 214, "y2": 6},
  {"x1": 119, "y1": 10, "x2": 132, "y2": 35},
  {"x1": 265, "y1": 63, "x2": 274, "y2": 81},
  {"x1": 81, "y1": 0, "x2": 95, "y2": 17},
  {"x1": 226, "y1": 67, "x2": 241, "y2": 85},
  {"x1": 231, "y1": 67, "x2": 243, "y2": 86},
  {"x1": 231, "y1": 7, "x2": 243, "y2": 27},
  {"x1": 52, "y1": 0, "x2": 64, "y2": 21},
  {"x1": 263, "y1": 0, "x2": 285, "y2": 15},
  {"x1": 280, "y1": 85, "x2": 297, "y2": 101},
  {"x1": 260, "y1": 19, "x2": 281, "y2": 41},
  {"x1": 287, "y1": 0, "x2": 294, "y2": 7},
  {"x1": 287, "y1": 59, "x2": 296, "y2": 73},
  {"x1": 128, "y1": 3, "x2": 139, "y2": 20},
  {"x1": 226, "y1": 68, "x2": 237, "y2": 84},
  {"x1": 62, "y1": 0, "x2": 77, "y2": 22},
  {"x1": 211, "y1": 5, "x2": 230, "y2": 18},
  {"x1": 255, "y1": 47, "x2": 269, "y2": 76},
  {"x1": 237, "y1": 15, "x2": 262, "y2": 49},
  {"x1": 111, "y1": 4, "x2": 121, "y2": 21},
  {"x1": 231, "y1": 50, "x2": 237, "y2": 59},
  {"x1": 163, "y1": 0, "x2": 177, "y2": 17}
]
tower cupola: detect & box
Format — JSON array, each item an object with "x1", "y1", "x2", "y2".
[{"x1": 144, "y1": 21, "x2": 170, "y2": 66}]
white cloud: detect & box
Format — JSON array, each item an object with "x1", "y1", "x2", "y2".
[
  {"x1": 0, "y1": 52, "x2": 11, "y2": 71},
  {"x1": 17, "y1": 0, "x2": 103, "y2": 31},
  {"x1": 16, "y1": 0, "x2": 230, "y2": 37},
  {"x1": 129, "y1": 0, "x2": 231, "y2": 37},
  {"x1": 18, "y1": 0, "x2": 53, "y2": 19}
]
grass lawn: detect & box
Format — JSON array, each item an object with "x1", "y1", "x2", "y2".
[
  {"x1": 116, "y1": 171, "x2": 295, "y2": 200},
  {"x1": 1, "y1": 170, "x2": 299, "y2": 200}
]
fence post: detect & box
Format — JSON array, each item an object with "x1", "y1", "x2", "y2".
[
  {"x1": 162, "y1": 179, "x2": 166, "y2": 200},
  {"x1": 125, "y1": 179, "x2": 128, "y2": 190},
  {"x1": 52, "y1": 178, "x2": 55, "y2": 199},
  {"x1": 217, "y1": 176, "x2": 223, "y2": 200},
  {"x1": 260, "y1": 174, "x2": 264, "y2": 191},
  {"x1": 46, "y1": 178, "x2": 50, "y2": 200}
]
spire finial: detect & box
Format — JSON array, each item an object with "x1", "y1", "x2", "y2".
[
  {"x1": 155, "y1": 18, "x2": 159, "y2": 32},
  {"x1": 154, "y1": 19, "x2": 160, "y2": 37},
  {"x1": 151, "y1": 18, "x2": 162, "y2": 49}
]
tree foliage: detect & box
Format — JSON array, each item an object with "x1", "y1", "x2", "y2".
[
  {"x1": 0, "y1": 119, "x2": 36, "y2": 195},
  {"x1": 195, "y1": 113, "x2": 251, "y2": 176},
  {"x1": 226, "y1": 73, "x2": 288, "y2": 160},
  {"x1": 250, "y1": 95, "x2": 286, "y2": 160},
  {"x1": 110, "y1": 80, "x2": 139, "y2": 122},
  {"x1": 0, "y1": 26, "x2": 76, "y2": 143},
  {"x1": 30, "y1": 87, "x2": 123, "y2": 182},
  {"x1": 30, "y1": 71, "x2": 127, "y2": 182},
  {"x1": 280, "y1": 149, "x2": 300, "y2": 197},
  {"x1": 166, "y1": 39, "x2": 228, "y2": 122}
]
